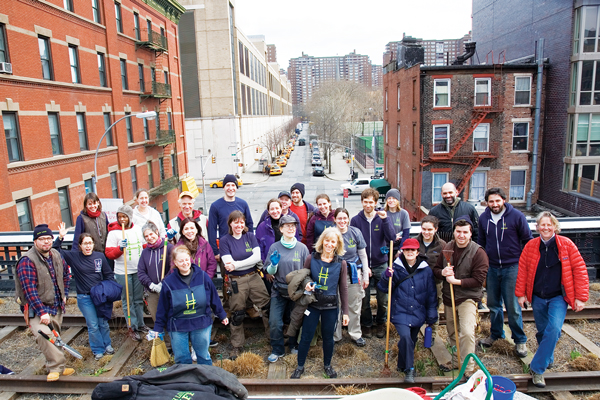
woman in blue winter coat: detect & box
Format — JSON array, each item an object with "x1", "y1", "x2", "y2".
[
  {"x1": 377, "y1": 238, "x2": 438, "y2": 383},
  {"x1": 152, "y1": 246, "x2": 228, "y2": 365}
]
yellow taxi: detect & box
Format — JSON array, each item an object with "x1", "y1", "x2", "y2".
[
  {"x1": 276, "y1": 157, "x2": 287, "y2": 167},
  {"x1": 268, "y1": 164, "x2": 283, "y2": 175},
  {"x1": 209, "y1": 177, "x2": 243, "y2": 188}
]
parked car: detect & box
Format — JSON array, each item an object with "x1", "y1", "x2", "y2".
[
  {"x1": 276, "y1": 157, "x2": 287, "y2": 167},
  {"x1": 210, "y1": 177, "x2": 243, "y2": 188},
  {"x1": 298, "y1": 139, "x2": 306, "y2": 146},
  {"x1": 340, "y1": 178, "x2": 372, "y2": 195},
  {"x1": 313, "y1": 166, "x2": 325, "y2": 176},
  {"x1": 311, "y1": 158, "x2": 322, "y2": 166},
  {"x1": 268, "y1": 164, "x2": 283, "y2": 175}
]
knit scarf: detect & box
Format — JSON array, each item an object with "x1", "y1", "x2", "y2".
[
  {"x1": 281, "y1": 237, "x2": 297, "y2": 249},
  {"x1": 147, "y1": 237, "x2": 164, "y2": 249},
  {"x1": 87, "y1": 209, "x2": 101, "y2": 218}
]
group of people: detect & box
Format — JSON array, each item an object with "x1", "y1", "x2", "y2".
[{"x1": 15, "y1": 176, "x2": 589, "y2": 387}]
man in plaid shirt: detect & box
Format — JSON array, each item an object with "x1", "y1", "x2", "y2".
[{"x1": 16, "y1": 224, "x2": 74, "y2": 382}]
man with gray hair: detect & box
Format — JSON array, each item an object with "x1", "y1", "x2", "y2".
[{"x1": 167, "y1": 191, "x2": 208, "y2": 242}]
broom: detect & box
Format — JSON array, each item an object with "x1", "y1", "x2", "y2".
[
  {"x1": 442, "y1": 249, "x2": 461, "y2": 371},
  {"x1": 381, "y1": 240, "x2": 394, "y2": 377},
  {"x1": 122, "y1": 223, "x2": 137, "y2": 340}
]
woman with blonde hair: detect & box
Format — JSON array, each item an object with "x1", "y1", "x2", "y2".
[{"x1": 291, "y1": 227, "x2": 349, "y2": 379}]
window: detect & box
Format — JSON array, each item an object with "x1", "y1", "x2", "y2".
[
  {"x1": 469, "y1": 172, "x2": 486, "y2": 202},
  {"x1": 110, "y1": 172, "x2": 119, "y2": 198},
  {"x1": 151, "y1": 67, "x2": 156, "y2": 82},
  {"x1": 433, "y1": 125, "x2": 449, "y2": 153},
  {"x1": 58, "y1": 187, "x2": 73, "y2": 227},
  {"x1": 147, "y1": 161, "x2": 154, "y2": 188},
  {"x1": 171, "y1": 153, "x2": 176, "y2": 177},
  {"x1": 143, "y1": 117, "x2": 149, "y2": 140},
  {"x1": 103, "y1": 113, "x2": 113, "y2": 146},
  {"x1": 147, "y1": 19, "x2": 152, "y2": 36},
  {"x1": 115, "y1": 2, "x2": 123, "y2": 33},
  {"x1": 92, "y1": 0, "x2": 101, "y2": 23},
  {"x1": 397, "y1": 84, "x2": 401, "y2": 109},
  {"x1": 475, "y1": 78, "x2": 491, "y2": 106},
  {"x1": 76, "y1": 113, "x2": 88, "y2": 151},
  {"x1": 48, "y1": 113, "x2": 63, "y2": 155},
  {"x1": 98, "y1": 53, "x2": 107, "y2": 87},
  {"x1": 515, "y1": 76, "x2": 531, "y2": 105},
  {"x1": 578, "y1": 60, "x2": 600, "y2": 105},
  {"x1": 582, "y1": 6, "x2": 599, "y2": 53},
  {"x1": 131, "y1": 165, "x2": 138, "y2": 193},
  {"x1": 576, "y1": 113, "x2": 600, "y2": 156},
  {"x1": 163, "y1": 70, "x2": 169, "y2": 85},
  {"x1": 432, "y1": 173, "x2": 448, "y2": 203},
  {"x1": 167, "y1": 112, "x2": 172, "y2": 130},
  {"x1": 385, "y1": 89, "x2": 388, "y2": 111},
  {"x1": 513, "y1": 122, "x2": 529, "y2": 151},
  {"x1": 397, "y1": 124, "x2": 401, "y2": 148},
  {"x1": 38, "y1": 36, "x2": 53, "y2": 80},
  {"x1": 125, "y1": 112, "x2": 132, "y2": 142},
  {"x1": 138, "y1": 64, "x2": 145, "y2": 92},
  {"x1": 0, "y1": 24, "x2": 9, "y2": 63},
  {"x1": 3, "y1": 112, "x2": 22, "y2": 162},
  {"x1": 510, "y1": 170, "x2": 527, "y2": 201},
  {"x1": 473, "y1": 123, "x2": 489, "y2": 152},
  {"x1": 120, "y1": 59, "x2": 128, "y2": 90},
  {"x1": 68, "y1": 45, "x2": 80, "y2": 83},
  {"x1": 16, "y1": 199, "x2": 33, "y2": 231},
  {"x1": 134, "y1": 13, "x2": 140, "y2": 40},
  {"x1": 63, "y1": 0, "x2": 73, "y2": 12},
  {"x1": 159, "y1": 157, "x2": 165, "y2": 181},
  {"x1": 433, "y1": 79, "x2": 450, "y2": 107},
  {"x1": 84, "y1": 179, "x2": 93, "y2": 194}
]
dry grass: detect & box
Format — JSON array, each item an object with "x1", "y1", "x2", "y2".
[
  {"x1": 97, "y1": 355, "x2": 113, "y2": 367},
  {"x1": 215, "y1": 333, "x2": 229, "y2": 343},
  {"x1": 67, "y1": 346, "x2": 94, "y2": 372},
  {"x1": 334, "y1": 385, "x2": 370, "y2": 395},
  {"x1": 307, "y1": 345, "x2": 324, "y2": 359},
  {"x1": 570, "y1": 354, "x2": 600, "y2": 371},
  {"x1": 489, "y1": 339, "x2": 514, "y2": 357},
  {"x1": 282, "y1": 353, "x2": 298, "y2": 369},
  {"x1": 66, "y1": 298, "x2": 77, "y2": 305},
  {"x1": 0, "y1": 298, "x2": 5, "y2": 305},
  {"x1": 219, "y1": 359, "x2": 236, "y2": 373},
  {"x1": 228, "y1": 352, "x2": 267, "y2": 377},
  {"x1": 127, "y1": 366, "x2": 144, "y2": 375},
  {"x1": 589, "y1": 282, "x2": 600, "y2": 291},
  {"x1": 334, "y1": 343, "x2": 356, "y2": 357},
  {"x1": 585, "y1": 394, "x2": 600, "y2": 400},
  {"x1": 477, "y1": 318, "x2": 491, "y2": 337},
  {"x1": 113, "y1": 300, "x2": 122, "y2": 309}
]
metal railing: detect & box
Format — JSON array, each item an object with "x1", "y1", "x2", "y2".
[
  {"x1": 136, "y1": 29, "x2": 168, "y2": 51},
  {"x1": 155, "y1": 129, "x2": 175, "y2": 146}
]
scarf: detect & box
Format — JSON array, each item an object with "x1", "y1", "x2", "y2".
[
  {"x1": 87, "y1": 209, "x2": 101, "y2": 218},
  {"x1": 147, "y1": 237, "x2": 164, "y2": 249},
  {"x1": 281, "y1": 236, "x2": 297, "y2": 249}
]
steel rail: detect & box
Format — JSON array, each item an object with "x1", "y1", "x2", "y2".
[{"x1": 1, "y1": 372, "x2": 600, "y2": 395}]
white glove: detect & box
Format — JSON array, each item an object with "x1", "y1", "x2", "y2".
[{"x1": 149, "y1": 282, "x2": 162, "y2": 293}]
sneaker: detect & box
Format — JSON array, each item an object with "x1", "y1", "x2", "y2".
[
  {"x1": 131, "y1": 331, "x2": 141, "y2": 342},
  {"x1": 209, "y1": 340, "x2": 218, "y2": 348},
  {"x1": 376, "y1": 324, "x2": 385, "y2": 339},
  {"x1": 290, "y1": 366, "x2": 304, "y2": 379},
  {"x1": 439, "y1": 361, "x2": 455, "y2": 372},
  {"x1": 353, "y1": 337, "x2": 366, "y2": 347},
  {"x1": 290, "y1": 347, "x2": 298, "y2": 355},
  {"x1": 404, "y1": 368, "x2": 415, "y2": 383},
  {"x1": 478, "y1": 336, "x2": 496, "y2": 348},
  {"x1": 547, "y1": 362, "x2": 554, "y2": 369},
  {"x1": 531, "y1": 371, "x2": 546, "y2": 388},
  {"x1": 515, "y1": 343, "x2": 528, "y2": 358},
  {"x1": 362, "y1": 326, "x2": 372, "y2": 339},
  {"x1": 95, "y1": 353, "x2": 104, "y2": 361},
  {"x1": 105, "y1": 345, "x2": 115, "y2": 355},
  {"x1": 138, "y1": 325, "x2": 150, "y2": 333},
  {"x1": 268, "y1": 353, "x2": 284, "y2": 363},
  {"x1": 324, "y1": 365, "x2": 338, "y2": 378},
  {"x1": 191, "y1": 348, "x2": 197, "y2": 362}
]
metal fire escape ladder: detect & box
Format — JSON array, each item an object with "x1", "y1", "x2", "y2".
[
  {"x1": 447, "y1": 110, "x2": 488, "y2": 158},
  {"x1": 456, "y1": 157, "x2": 484, "y2": 194}
]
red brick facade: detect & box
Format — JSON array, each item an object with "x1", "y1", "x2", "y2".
[{"x1": 0, "y1": 0, "x2": 187, "y2": 230}]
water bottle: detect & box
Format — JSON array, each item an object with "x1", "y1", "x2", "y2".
[{"x1": 424, "y1": 326, "x2": 433, "y2": 348}]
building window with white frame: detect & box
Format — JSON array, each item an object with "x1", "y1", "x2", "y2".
[
  {"x1": 16, "y1": 199, "x2": 33, "y2": 231},
  {"x1": 469, "y1": 171, "x2": 486, "y2": 202},
  {"x1": 68, "y1": 45, "x2": 80, "y2": 84},
  {"x1": 115, "y1": 2, "x2": 123, "y2": 33},
  {"x1": 397, "y1": 84, "x2": 401, "y2": 109},
  {"x1": 473, "y1": 123, "x2": 489, "y2": 152},
  {"x1": 575, "y1": 113, "x2": 600, "y2": 156},
  {"x1": 475, "y1": 78, "x2": 491, "y2": 106},
  {"x1": 76, "y1": 113, "x2": 88, "y2": 151},
  {"x1": 433, "y1": 79, "x2": 450, "y2": 107},
  {"x1": 515, "y1": 76, "x2": 532, "y2": 105},
  {"x1": 432, "y1": 172, "x2": 448, "y2": 203},
  {"x1": 578, "y1": 61, "x2": 600, "y2": 105},
  {"x1": 510, "y1": 170, "x2": 527, "y2": 201},
  {"x1": 513, "y1": 122, "x2": 529, "y2": 151},
  {"x1": 433, "y1": 125, "x2": 449, "y2": 153},
  {"x1": 397, "y1": 124, "x2": 400, "y2": 148},
  {"x1": 92, "y1": 0, "x2": 101, "y2": 23},
  {"x1": 0, "y1": 24, "x2": 9, "y2": 63}
]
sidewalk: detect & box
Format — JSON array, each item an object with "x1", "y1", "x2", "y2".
[
  {"x1": 238, "y1": 160, "x2": 270, "y2": 185},
  {"x1": 324, "y1": 149, "x2": 372, "y2": 182}
]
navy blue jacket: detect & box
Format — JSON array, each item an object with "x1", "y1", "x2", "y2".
[
  {"x1": 154, "y1": 265, "x2": 226, "y2": 333},
  {"x1": 90, "y1": 279, "x2": 123, "y2": 320},
  {"x1": 477, "y1": 203, "x2": 532, "y2": 268},
  {"x1": 350, "y1": 210, "x2": 396, "y2": 267},
  {"x1": 377, "y1": 254, "x2": 438, "y2": 327}
]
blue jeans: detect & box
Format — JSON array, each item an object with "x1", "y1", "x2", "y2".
[
  {"x1": 77, "y1": 294, "x2": 111, "y2": 355},
  {"x1": 170, "y1": 325, "x2": 212, "y2": 365},
  {"x1": 297, "y1": 307, "x2": 337, "y2": 367},
  {"x1": 269, "y1": 294, "x2": 296, "y2": 356},
  {"x1": 530, "y1": 295, "x2": 567, "y2": 374},
  {"x1": 486, "y1": 265, "x2": 527, "y2": 344},
  {"x1": 115, "y1": 273, "x2": 145, "y2": 330}
]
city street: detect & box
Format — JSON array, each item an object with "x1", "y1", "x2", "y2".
[{"x1": 194, "y1": 127, "x2": 368, "y2": 225}]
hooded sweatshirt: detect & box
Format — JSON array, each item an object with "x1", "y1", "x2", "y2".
[
  {"x1": 137, "y1": 239, "x2": 174, "y2": 289},
  {"x1": 105, "y1": 222, "x2": 145, "y2": 275},
  {"x1": 350, "y1": 210, "x2": 396, "y2": 267},
  {"x1": 133, "y1": 206, "x2": 167, "y2": 238},
  {"x1": 477, "y1": 203, "x2": 532, "y2": 268}
]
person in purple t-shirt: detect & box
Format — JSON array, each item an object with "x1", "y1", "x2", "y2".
[{"x1": 219, "y1": 210, "x2": 270, "y2": 359}]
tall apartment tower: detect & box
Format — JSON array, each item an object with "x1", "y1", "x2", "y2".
[
  {"x1": 0, "y1": 0, "x2": 187, "y2": 231},
  {"x1": 384, "y1": 32, "x2": 472, "y2": 67},
  {"x1": 267, "y1": 44, "x2": 277, "y2": 63}
]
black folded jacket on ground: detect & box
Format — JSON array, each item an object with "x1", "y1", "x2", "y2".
[{"x1": 91, "y1": 364, "x2": 248, "y2": 400}]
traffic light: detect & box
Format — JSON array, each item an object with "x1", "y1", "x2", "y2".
[
  {"x1": 256, "y1": 147, "x2": 259, "y2": 153},
  {"x1": 211, "y1": 156, "x2": 216, "y2": 164}
]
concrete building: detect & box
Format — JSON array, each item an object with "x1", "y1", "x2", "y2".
[
  {"x1": 383, "y1": 43, "x2": 545, "y2": 220},
  {"x1": 267, "y1": 44, "x2": 277, "y2": 63},
  {"x1": 0, "y1": 0, "x2": 186, "y2": 231},
  {"x1": 288, "y1": 51, "x2": 382, "y2": 106},
  {"x1": 178, "y1": 0, "x2": 293, "y2": 180},
  {"x1": 384, "y1": 32, "x2": 472, "y2": 67},
  {"x1": 472, "y1": 0, "x2": 600, "y2": 216}
]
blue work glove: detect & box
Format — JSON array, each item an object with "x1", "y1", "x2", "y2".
[
  {"x1": 270, "y1": 250, "x2": 281, "y2": 266},
  {"x1": 167, "y1": 229, "x2": 176, "y2": 240},
  {"x1": 119, "y1": 239, "x2": 128, "y2": 250},
  {"x1": 380, "y1": 246, "x2": 389, "y2": 255},
  {"x1": 385, "y1": 268, "x2": 393, "y2": 278}
]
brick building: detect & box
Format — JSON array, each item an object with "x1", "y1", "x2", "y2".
[
  {"x1": 383, "y1": 45, "x2": 545, "y2": 220},
  {"x1": 0, "y1": 0, "x2": 186, "y2": 231},
  {"x1": 473, "y1": 0, "x2": 600, "y2": 216}
]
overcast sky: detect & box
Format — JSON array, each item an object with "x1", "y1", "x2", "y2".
[{"x1": 234, "y1": 0, "x2": 473, "y2": 69}]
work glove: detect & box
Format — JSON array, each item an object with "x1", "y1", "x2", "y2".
[
  {"x1": 385, "y1": 268, "x2": 393, "y2": 278},
  {"x1": 119, "y1": 239, "x2": 128, "y2": 250},
  {"x1": 380, "y1": 246, "x2": 389, "y2": 255},
  {"x1": 167, "y1": 229, "x2": 176, "y2": 240},
  {"x1": 146, "y1": 330, "x2": 164, "y2": 341},
  {"x1": 149, "y1": 282, "x2": 162, "y2": 293},
  {"x1": 269, "y1": 250, "x2": 281, "y2": 266}
]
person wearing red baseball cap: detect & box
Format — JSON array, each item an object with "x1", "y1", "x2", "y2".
[{"x1": 377, "y1": 238, "x2": 438, "y2": 383}]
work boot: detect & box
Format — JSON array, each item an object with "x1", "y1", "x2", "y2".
[
  {"x1": 290, "y1": 366, "x2": 304, "y2": 379},
  {"x1": 376, "y1": 324, "x2": 385, "y2": 339},
  {"x1": 478, "y1": 336, "x2": 495, "y2": 348},
  {"x1": 515, "y1": 343, "x2": 528, "y2": 358},
  {"x1": 404, "y1": 368, "x2": 415, "y2": 383},
  {"x1": 531, "y1": 370, "x2": 545, "y2": 388},
  {"x1": 324, "y1": 365, "x2": 338, "y2": 379},
  {"x1": 362, "y1": 326, "x2": 372, "y2": 338}
]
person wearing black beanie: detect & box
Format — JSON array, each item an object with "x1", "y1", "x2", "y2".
[{"x1": 289, "y1": 183, "x2": 317, "y2": 245}]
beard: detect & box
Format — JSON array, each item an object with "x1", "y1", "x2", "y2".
[
  {"x1": 444, "y1": 196, "x2": 456, "y2": 205},
  {"x1": 490, "y1": 205, "x2": 504, "y2": 214}
]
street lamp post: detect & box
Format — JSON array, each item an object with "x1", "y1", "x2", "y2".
[{"x1": 93, "y1": 111, "x2": 157, "y2": 193}]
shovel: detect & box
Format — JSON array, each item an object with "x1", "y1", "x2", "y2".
[
  {"x1": 122, "y1": 223, "x2": 137, "y2": 340},
  {"x1": 381, "y1": 240, "x2": 394, "y2": 377},
  {"x1": 443, "y1": 249, "x2": 461, "y2": 370}
]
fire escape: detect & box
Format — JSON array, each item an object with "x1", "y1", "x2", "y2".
[{"x1": 136, "y1": 28, "x2": 178, "y2": 197}]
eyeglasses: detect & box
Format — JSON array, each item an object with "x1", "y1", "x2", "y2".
[{"x1": 37, "y1": 237, "x2": 53, "y2": 242}]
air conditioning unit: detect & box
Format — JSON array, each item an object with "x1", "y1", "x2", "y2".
[{"x1": 0, "y1": 62, "x2": 12, "y2": 74}]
